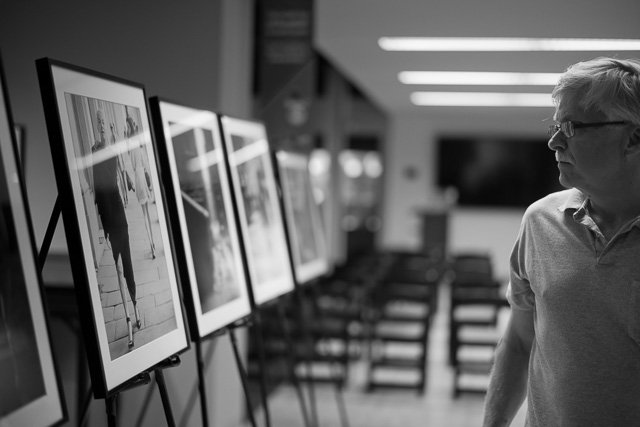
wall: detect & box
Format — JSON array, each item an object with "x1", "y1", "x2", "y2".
[
  {"x1": 1, "y1": 1, "x2": 230, "y2": 253},
  {"x1": 379, "y1": 109, "x2": 554, "y2": 279},
  {"x1": 0, "y1": 0, "x2": 254, "y2": 426},
  {"x1": 305, "y1": 61, "x2": 527, "y2": 279},
  {"x1": 208, "y1": 2, "x2": 254, "y2": 425}
]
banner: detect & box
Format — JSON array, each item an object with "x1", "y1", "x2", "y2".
[
  {"x1": 255, "y1": 0, "x2": 319, "y2": 146},
  {"x1": 255, "y1": 0, "x2": 315, "y2": 109}
]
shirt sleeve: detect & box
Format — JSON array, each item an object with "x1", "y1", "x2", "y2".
[{"x1": 506, "y1": 221, "x2": 535, "y2": 311}]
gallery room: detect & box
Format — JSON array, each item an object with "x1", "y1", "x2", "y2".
[{"x1": 1, "y1": 0, "x2": 640, "y2": 426}]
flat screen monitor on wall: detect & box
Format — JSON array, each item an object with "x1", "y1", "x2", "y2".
[{"x1": 437, "y1": 136, "x2": 564, "y2": 208}]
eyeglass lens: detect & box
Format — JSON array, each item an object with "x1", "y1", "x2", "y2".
[{"x1": 548, "y1": 122, "x2": 573, "y2": 138}]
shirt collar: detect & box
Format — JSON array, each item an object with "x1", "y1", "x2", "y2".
[
  {"x1": 558, "y1": 188, "x2": 640, "y2": 233},
  {"x1": 557, "y1": 188, "x2": 589, "y2": 213}
]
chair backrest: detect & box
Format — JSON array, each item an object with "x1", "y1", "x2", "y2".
[
  {"x1": 451, "y1": 253, "x2": 494, "y2": 287},
  {"x1": 420, "y1": 212, "x2": 448, "y2": 261}
]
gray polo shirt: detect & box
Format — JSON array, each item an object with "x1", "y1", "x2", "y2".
[{"x1": 508, "y1": 188, "x2": 640, "y2": 427}]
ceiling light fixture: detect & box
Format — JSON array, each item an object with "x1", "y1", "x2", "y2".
[
  {"x1": 399, "y1": 71, "x2": 561, "y2": 85},
  {"x1": 379, "y1": 37, "x2": 640, "y2": 51},
  {"x1": 411, "y1": 92, "x2": 553, "y2": 107}
]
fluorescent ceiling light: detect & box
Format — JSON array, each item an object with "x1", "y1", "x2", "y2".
[
  {"x1": 399, "y1": 71, "x2": 561, "y2": 85},
  {"x1": 379, "y1": 37, "x2": 640, "y2": 51},
  {"x1": 411, "y1": 92, "x2": 553, "y2": 107}
]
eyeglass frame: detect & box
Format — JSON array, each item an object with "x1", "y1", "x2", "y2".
[{"x1": 548, "y1": 120, "x2": 626, "y2": 138}]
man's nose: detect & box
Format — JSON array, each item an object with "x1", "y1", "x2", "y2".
[{"x1": 548, "y1": 130, "x2": 567, "y2": 151}]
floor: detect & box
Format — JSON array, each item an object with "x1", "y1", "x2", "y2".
[{"x1": 245, "y1": 282, "x2": 528, "y2": 427}]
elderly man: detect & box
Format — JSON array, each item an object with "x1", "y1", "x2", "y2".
[{"x1": 483, "y1": 57, "x2": 640, "y2": 426}]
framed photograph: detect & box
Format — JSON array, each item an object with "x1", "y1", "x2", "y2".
[
  {"x1": 149, "y1": 98, "x2": 251, "y2": 339},
  {"x1": 36, "y1": 58, "x2": 189, "y2": 398},
  {"x1": 0, "y1": 54, "x2": 66, "y2": 426},
  {"x1": 276, "y1": 151, "x2": 331, "y2": 285},
  {"x1": 219, "y1": 116, "x2": 294, "y2": 306}
]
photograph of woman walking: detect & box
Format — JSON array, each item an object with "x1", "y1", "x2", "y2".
[
  {"x1": 78, "y1": 99, "x2": 179, "y2": 360},
  {"x1": 37, "y1": 58, "x2": 188, "y2": 397},
  {"x1": 92, "y1": 108, "x2": 141, "y2": 349}
]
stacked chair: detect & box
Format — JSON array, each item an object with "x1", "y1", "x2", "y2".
[
  {"x1": 292, "y1": 254, "x2": 381, "y2": 386},
  {"x1": 248, "y1": 251, "x2": 382, "y2": 388},
  {"x1": 365, "y1": 251, "x2": 441, "y2": 394},
  {"x1": 448, "y1": 253, "x2": 509, "y2": 397}
]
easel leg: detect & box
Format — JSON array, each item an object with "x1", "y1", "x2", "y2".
[
  {"x1": 106, "y1": 394, "x2": 117, "y2": 427},
  {"x1": 38, "y1": 196, "x2": 61, "y2": 269},
  {"x1": 228, "y1": 326, "x2": 258, "y2": 427},
  {"x1": 195, "y1": 339, "x2": 210, "y2": 427},
  {"x1": 276, "y1": 299, "x2": 313, "y2": 427},
  {"x1": 102, "y1": 366, "x2": 151, "y2": 426},
  {"x1": 178, "y1": 338, "x2": 219, "y2": 427},
  {"x1": 250, "y1": 312, "x2": 272, "y2": 427},
  {"x1": 78, "y1": 385, "x2": 92, "y2": 427},
  {"x1": 77, "y1": 327, "x2": 88, "y2": 425},
  {"x1": 155, "y1": 368, "x2": 177, "y2": 427},
  {"x1": 134, "y1": 376, "x2": 156, "y2": 427},
  {"x1": 309, "y1": 285, "x2": 351, "y2": 427},
  {"x1": 333, "y1": 380, "x2": 351, "y2": 427},
  {"x1": 294, "y1": 292, "x2": 322, "y2": 427}
]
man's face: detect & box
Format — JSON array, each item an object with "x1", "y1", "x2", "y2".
[
  {"x1": 97, "y1": 113, "x2": 106, "y2": 139},
  {"x1": 548, "y1": 101, "x2": 630, "y2": 196}
]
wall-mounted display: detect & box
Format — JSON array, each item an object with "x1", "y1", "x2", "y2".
[
  {"x1": 219, "y1": 116, "x2": 294, "y2": 305},
  {"x1": 150, "y1": 99, "x2": 251, "y2": 339},
  {"x1": 0, "y1": 54, "x2": 66, "y2": 426},
  {"x1": 36, "y1": 58, "x2": 189, "y2": 398},
  {"x1": 276, "y1": 151, "x2": 330, "y2": 285},
  {"x1": 437, "y1": 136, "x2": 563, "y2": 207}
]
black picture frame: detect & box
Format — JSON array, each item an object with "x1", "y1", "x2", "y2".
[
  {"x1": 149, "y1": 98, "x2": 252, "y2": 339},
  {"x1": 276, "y1": 150, "x2": 331, "y2": 285},
  {"x1": 13, "y1": 123, "x2": 26, "y2": 173},
  {"x1": 36, "y1": 58, "x2": 189, "y2": 398},
  {"x1": 219, "y1": 116, "x2": 295, "y2": 306},
  {"x1": 0, "y1": 53, "x2": 66, "y2": 426}
]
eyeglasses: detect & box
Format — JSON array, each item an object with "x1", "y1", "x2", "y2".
[{"x1": 548, "y1": 120, "x2": 626, "y2": 138}]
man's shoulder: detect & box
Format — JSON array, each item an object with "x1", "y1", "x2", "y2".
[
  {"x1": 523, "y1": 189, "x2": 578, "y2": 220},
  {"x1": 531, "y1": 188, "x2": 576, "y2": 208}
]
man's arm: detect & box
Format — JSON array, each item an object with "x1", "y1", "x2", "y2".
[{"x1": 483, "y1": 307, "x2": 534, "y2": 426}]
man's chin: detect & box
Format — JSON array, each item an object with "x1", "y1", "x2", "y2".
[{"x1": 558, "y1": 175, "x2": 572, "y2": 190}]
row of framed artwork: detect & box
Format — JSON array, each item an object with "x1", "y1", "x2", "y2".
[{"x1": 1, "y1": 54, "x2": 331, "y2": 426}]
